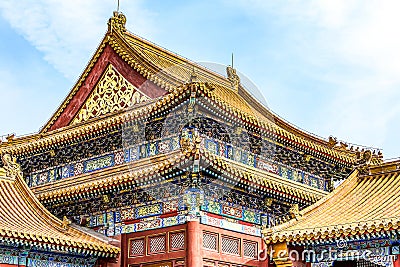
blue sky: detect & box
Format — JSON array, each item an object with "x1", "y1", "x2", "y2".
[{"x1": 1, "y1": 0, "x2": 400, "y2": 159}]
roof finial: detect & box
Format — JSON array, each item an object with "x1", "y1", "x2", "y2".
[
  {"x1": 226, "y1": 55, "x2": 240, "y2": 92},
  {"x1": 62, "y1": 216, "x2": 71, "y2": 230},
  {"x1": 108, "y1": 9, "x2": 126, "y2": 33},
  {"x1": 117, "y1": 0, "x2": 120, "y2": 12},
  {"x1": 190, "y1": 67, "x2": 199, "y2": 83}
]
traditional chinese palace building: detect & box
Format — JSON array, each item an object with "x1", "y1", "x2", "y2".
[{"x1": 0, "y1": 11, "x2": 395, "y2": 267}]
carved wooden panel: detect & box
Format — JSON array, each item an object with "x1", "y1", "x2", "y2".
[
  {"x1": 243, "y1": 240, "x2": 258, "y2": 259},
  {"x1": 72, "y1": 64, "x2": 150, "y2": 124}
]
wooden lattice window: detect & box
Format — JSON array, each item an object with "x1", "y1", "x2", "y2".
[
  {"x1": 243, "y1": 240, "x2": 258, "y2": 259},
  {"x1": 129, "y1": 238, "x2": 145, "y2": 257},
  {"x1": 221, "y1": 235, "x2": 240, "y2": 255},
  {"x1": 203, "y1": 231, "x2": 218, "y2": 251},
  {"x1": 169, "y1": 231, "x2": 185, "y2": 251},
  {"x1": 148, "y1": 234, "x2": 166, "y2": 254}
]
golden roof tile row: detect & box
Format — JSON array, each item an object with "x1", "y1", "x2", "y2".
[
  {"x1": 202, "y1": 150, "x2": 327, "y2": 202},
  {"x1": 264, "y1": 161, "x2": 400, "y2": 244}
]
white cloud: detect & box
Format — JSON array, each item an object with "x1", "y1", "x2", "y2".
[
  {"x1": 0, "y1": 0, "x2": 156, "y2": 137},
  {"x1": 305, "y1": 0, "x2": 400, "y2": 155},
  {"x1": 234, "y1": 0, "x2": 400, "y2": 157},
  {"x1": 0, "y1": 0, "x2": 156, "y2": 80}
]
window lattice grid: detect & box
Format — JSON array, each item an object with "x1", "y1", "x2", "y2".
[
  {"x1": 149, "y1": 235, "x2": 166, "y2": 253},
  {"x1": 170, "y1": 232, "x2": 185, "y2": 250},
  {"x1": 357, "y1": 260, "x2": 381, "y2": 267},
  {"x1": 130, "y1": 238, "x2": 145, "y2": 256},
  {"x1": 203, "y1": 232, "x2": 218, "y2": 251},
  {"x1": 243, "y1": 240, "x2": 258, "y2": 259},
  {"x1": 221, "y1": 236, "x2": 240, "y2": 255}
]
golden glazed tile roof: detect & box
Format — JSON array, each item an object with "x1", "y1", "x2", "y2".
[
  {"x1": 202, "y1": 150, "x2": 327, "y2": 202},
  {"x1": 122, "y1": 32, "x2": 257, "y2": 116},
  {"x1": 264, "y1": 160, "x2": 400, "y2": 244},
  {"x1": 0, "y1": 156, "x2": 119, "y2": 256},
  {"x1": 119, "y1": 30, "x2": 380, "y2": 165}
]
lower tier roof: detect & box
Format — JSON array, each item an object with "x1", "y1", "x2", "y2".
[
  {"x1": 264, "y1": 160, "x2": 400, "y2": 244},
  {"x1": 0, "y1": 154, "x2": 119, "y2": 257}
]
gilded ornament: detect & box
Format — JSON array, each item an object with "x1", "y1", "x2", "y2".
[
  {"x1": 103, "y1": 194, "x2": 110, "y2": 203},
  {"x1": 264, "y1": 198, "x2": 273, "y2": 206},
  {"x1": 262, "y1": 227, "x2": 274, "y2": 239},
  {"x1": 72, "y1": 65, "x2": 149, "y2": 124},
  {"x1": 108, "y1": 11, "x2": 126, "y2": 33},
  {"x1": 137, "y1": 204, "x2": 161, "y2": 217},
  {"x1": 288, "y1": 203, "x2": 300, "y2": 220},
  {"x1": 61, "y1": 216, "x2": 71, "y2": 230},
  {"x1": 180, "y1": 128, "x2": 201, "y2": 158},
  {"x1": 327, "y1": 136, "x2": 338, "y2": 148},
  {"x1": 226, "y1": 65, "x2": 240, "y2": 92},
  {"x1": 235, "y1": 126, "x2": 243, "y2": 135},
  {"x1": 0, "y1": 154, "x2": 22, "y2": 179},
  {"x1": 6, "y1": 133, "x2": 15, "y2": 143},
  {"x1": 339, "y1": 141, "x2": 348, "y2": 150}
]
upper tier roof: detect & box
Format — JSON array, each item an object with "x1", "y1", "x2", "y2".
[
  {"x1": 264, "y1": 160, "x2": 400, "y2": 244},
  {"x1": 0, "y1": 154, "x2": 119, "y2": 256},
  {"x1": 0, "y1": 12, "x2": 381, "y2": 166}
]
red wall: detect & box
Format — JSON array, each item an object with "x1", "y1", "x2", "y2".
[
  {"x1": 393, "y1": 256, "x2": 400, "y2": 267},
  {"x1": 120, "y1": 222, "x2": 270, "y2": 267}
]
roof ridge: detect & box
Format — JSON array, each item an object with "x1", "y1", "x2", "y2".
[{"x1": 123, "y1": 30, "x2": 231, "y2": 83}]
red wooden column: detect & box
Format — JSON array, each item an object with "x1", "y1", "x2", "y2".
[
  {"x1": 107, "y1": 234, "x2": 122, "y2": 267},
  {"x1": 393, "y1": 255, "x2": 400, "y2": 267},
  {"x1": 259, "y1": 240, "x2": 270, "y2": 267},
  {"x1": 187, "y1": 220, "x2": 202, "y2": 267}
]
